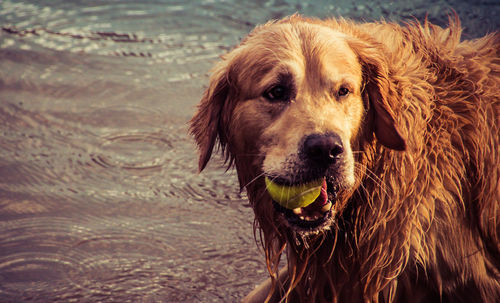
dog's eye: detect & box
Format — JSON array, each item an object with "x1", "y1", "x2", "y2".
[
  {"x1": 264, "y1": 85, "x2": 289, "y2": 102},
  {"x1": 338, "y1": 86, "x2": 350, "y2": 97}
]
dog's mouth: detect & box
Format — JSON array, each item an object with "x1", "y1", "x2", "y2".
[{"x1": 269, "y1": 178, "x2": 338, "y2": 232}]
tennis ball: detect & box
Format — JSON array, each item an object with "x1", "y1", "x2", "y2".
[{"x1": 265, "y1": 177, "x2": 323, "y2": 209}]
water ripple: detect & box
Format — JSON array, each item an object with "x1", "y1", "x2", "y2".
[{"x1": 91, "y1": 132, "x2": 172, "y2": 172}]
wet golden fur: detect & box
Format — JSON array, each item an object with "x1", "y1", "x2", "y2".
[{"x1": 190, "y1": 15, "x2": 500, "y2": 302}]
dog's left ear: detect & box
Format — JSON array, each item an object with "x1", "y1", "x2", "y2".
[
  {"x1": 348, "y1": 37, "x2": 406, "y2": 151},
  {"x1": 189, "y1": 59, "x2": 235, "y2": 172}
]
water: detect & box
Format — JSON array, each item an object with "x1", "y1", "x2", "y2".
[{"x1": 0, "y1": 0, "x2": 498, "y2": 302}]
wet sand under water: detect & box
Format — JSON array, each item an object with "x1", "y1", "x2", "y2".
[{"x1": 0, "y1": 0, "x2": 498, "y2": 302}]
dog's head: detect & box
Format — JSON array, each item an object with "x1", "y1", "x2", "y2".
[{"x1": 190, "y1": 16, "x2": 405, "y2": 234}]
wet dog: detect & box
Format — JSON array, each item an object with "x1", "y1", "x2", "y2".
[{"x1": 190, "y1": 15, "x2": 500, "y2": 302}]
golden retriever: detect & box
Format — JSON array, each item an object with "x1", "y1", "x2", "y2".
[{"x1": 190, "y1": 15, "x2": 500, "y2": 302}]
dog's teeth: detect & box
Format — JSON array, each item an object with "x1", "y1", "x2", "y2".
[{"x1": 321, "y1": 202, "x2": 332, "y2": 212}]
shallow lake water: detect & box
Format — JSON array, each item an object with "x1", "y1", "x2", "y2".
[{"x1": 0, "y1": 0, "x2": 498, "y2": 302}]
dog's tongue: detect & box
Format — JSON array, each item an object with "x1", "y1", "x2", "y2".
[
  {"x1": 293, "y1": 180, "x2": 331, "y2": 220},
  {"x1": 304, "y1": 179, "x2": 328, "y2": 210}
]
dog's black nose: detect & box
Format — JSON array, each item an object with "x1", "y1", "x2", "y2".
[{"x1": 303, "y1": 133, "x2": 344, "y2": 165}]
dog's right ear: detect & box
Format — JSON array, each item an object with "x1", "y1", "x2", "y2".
[{"x1": 189, "y1": 60, "x2": 234, "y2": 172}]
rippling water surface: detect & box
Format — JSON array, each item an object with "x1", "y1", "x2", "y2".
[{"x1": 0, "y1": 0, "x2": 497, "y2": 302}]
